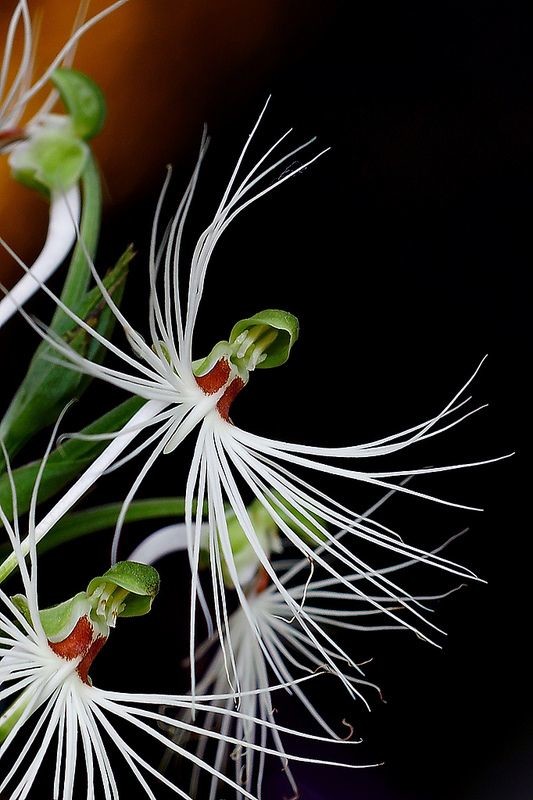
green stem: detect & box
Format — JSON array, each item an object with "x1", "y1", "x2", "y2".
[
  {"x1": 0, "y1": 154, "x2": 103, "y2": 470},
  {"x1": 49, "y1": 152, "x2": 102, "y2": 336}
]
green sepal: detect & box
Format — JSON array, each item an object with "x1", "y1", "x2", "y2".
[
  {"x1": 0, "y1": 246, "x2": 133, "y2": 468},
  {"x1": 10, "y1": 591, "x2": 89, "y2": 641},
  {"x1": 87, "y1": 561, "x2": 160, "y2": 618},
  {"x1": 229, "y1": 309, "x2": 299, "y2": 369},
  {"x1": 10, "y1": 563, "x2": 159, "y2": 642},
  {"x1": 11, "y1": 131, "x2": 89, "y2": 193},
  {"x1": 273, "y1": 491, "x2": 327, "y2": 545},
  {"x1": 40, "y1": 592, "x2": 90, "y2": 639},
  {"x1": 51, "y1": 68, "x2": 106, "y2": 140},
  {"x1": 192, "y1": 341, "x2": 232, "y2": 378},
  {"x1": 9, "y1": 167, "x2": 49, "y2": 198},
  {"x1": 10, "y1": 594, "x2": 33, "y2": 626},
  {"x1": 201, "y1": 498, "x2": 282, "y2": 588},
  {"x1": 0, "y1": 396, "x2": 144, "y2": 524},
  {"x1": 193, "y1": 309, "x2": 299, "y2": 381}
]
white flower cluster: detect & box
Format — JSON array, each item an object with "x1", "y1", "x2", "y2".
[{"x1": 0, "y1": 3, "x2": 507, "y2": 798}]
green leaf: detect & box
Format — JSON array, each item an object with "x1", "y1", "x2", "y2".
[
  {"x1": 51, "y1": 68, "x2": 106, "y2": 140},
  {"x1": 0, "y1": 396, "x2": 144, "y2": 524},
  {"x1": 229, "y1": 309, "x2": 299, "y2": 369},
  {"x1": 0, "y1": 245, "x2": 133, "y2": 468},
  {"x1": 31, "y1": 497, "x2": 188, "y2": 555}
]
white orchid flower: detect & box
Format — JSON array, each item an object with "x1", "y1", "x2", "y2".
[
  {"x1": 0, "y1": 103, "x2": 507, "y2": 706},
  {"x1": 182, "y1": 586, "x2": 370, "y2": 800},
  {"x1": 140, "y1": 506, "x2": 465, "y2": 800},
  {"x1": 0, "y1": 423, "x2": 369, "y2": 799},
  {"x1": 0, "y1": 0, "x2": 129, "y2": 329}
]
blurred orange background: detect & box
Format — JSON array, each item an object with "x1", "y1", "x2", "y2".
[{"x1": 0, "y1": 0, "x2": 325, "y2": 283}]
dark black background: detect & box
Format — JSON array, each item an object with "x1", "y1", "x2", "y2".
[{"x1": 0, "y1": 1, "x2": 529, "y2": 798}]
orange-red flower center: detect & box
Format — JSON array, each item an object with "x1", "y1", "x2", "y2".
[
  {"x1": 195, "y1": 358, "x2": 245, "y2": 421},
  {"x1": 49, "y1": 616, "x2": 107, "y2": 685}
]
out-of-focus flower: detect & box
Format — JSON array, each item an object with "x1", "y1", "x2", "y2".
[
  {"x1": 142, "y1": 502, "x2": 465, "y2": 800},
  {"x1": 0, "y1": 1, "x2": 128, "y2": 329},
  {"x1": 0, "y1": 0, "x2": 127, "y2": 138}
]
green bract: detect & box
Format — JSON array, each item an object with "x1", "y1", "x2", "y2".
[
  {"x1": 0, "y1": 246, "x2": 133, "y2": 467},
  {"x1": 10, "y1": 124, "x2": 89, "y2": 194}
]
